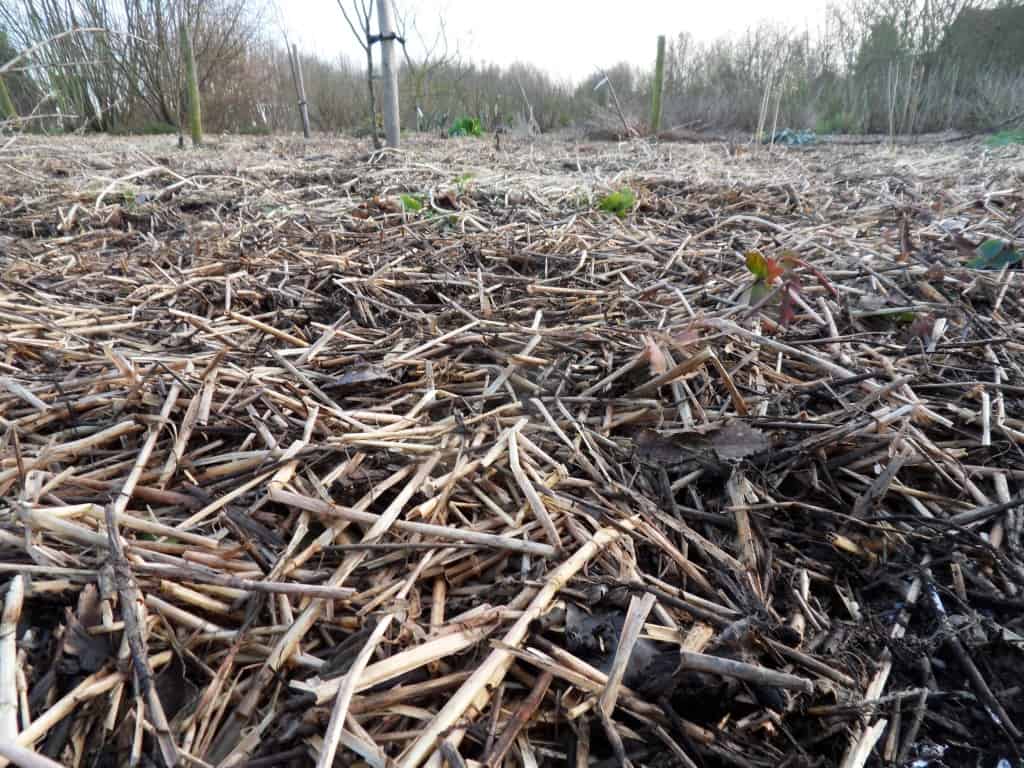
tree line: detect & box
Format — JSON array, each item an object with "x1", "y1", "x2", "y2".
[{"x1": 1, "y1": 0, "x2": 1021, "y2": 137}]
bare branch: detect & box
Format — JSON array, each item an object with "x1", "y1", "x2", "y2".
[
  {"x1": 335, "y1": 0, "x2": 369, "y2": 52},
  {"x1": 0, "y1": 27, "x2": 107, "y2": 75}
]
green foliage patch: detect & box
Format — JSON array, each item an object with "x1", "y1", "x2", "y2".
[
  {"x1": 966, "y1": 238, "x2": 1023, "y2": 269},
  {"x1": 986, "y1": 130, "x2": 1024, "y2": 147},
  {"x1": 449, "y1": 116, "x2": 483, "y2": 137},
  {"x1": 400, "y1": 194, "x2": 423, "y2": 212},
  {"x1": 598, "y1": 188, "x2": 635, "y2": 218}
]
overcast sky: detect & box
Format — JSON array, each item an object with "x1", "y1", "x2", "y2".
[{"x1": 280, "y1": 0, "x2": 830, "y2": 83}]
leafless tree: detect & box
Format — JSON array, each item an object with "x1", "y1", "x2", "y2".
[
  {"x1": 0, "y1": 1, "x2": 123, "y2": 129},
  {"x1": 118, "y1": 0, "x2": 260, "y2": 126},
  {"x1": 392, "y1": 3, "x2": 458, "y2": 131},
  {"x1": 0, "y1": 0, "x2": 259, "y2": 131},
  {"x1": 335, "y1": 0, "x2": 379, "y2": 146}
]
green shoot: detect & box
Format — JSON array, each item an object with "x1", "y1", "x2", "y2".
[{"x1": 598, "y1": 188, "x2": 636, "y2": 218}]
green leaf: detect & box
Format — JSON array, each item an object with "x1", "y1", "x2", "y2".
[
  {"x1": 966, "y1": 238, "x2": 1023, "y2": 270},
  {"x1": 598, "y1": 188, "x2": 635, "y2": 218},
  {"x1": 745, "y1": 251, "x2": 784, "y2": 283},
  {"x1": 400, "y1": 194, "x2": 422, "y2": 212},
  {"x1": 748, "y1": 279, "x2": 771, "y2": 305},
  {"x1": 746, "y1": 251, "x2": 768, "y2": 280}
]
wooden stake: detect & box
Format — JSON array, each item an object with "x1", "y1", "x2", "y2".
[
  {"x1": 289, "y1": 43, "x2": 311, "y2": 139},
  {"x1": 650, "y1": 35, "x2": 666, "y2": 134},
  {"x1": 180, "y1": 21, "x2": 202, "y2": 147}
]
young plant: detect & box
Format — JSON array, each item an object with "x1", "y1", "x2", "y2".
[
  {"x1": 449, "y1": 116, "x2": 483, "y2": 137},
  {"x1": 746, "y1": 251, "x2": 785, "y2": 303},
  {"x1": 966, "y1": 238, "x2": 1022, "y2": 269},
  {"x1": 400, "y1": 194, "x2": 423, "y2": 212},
  {"x1": 598, "y1": 188, "x2": 635, "y2": 218},
  {"x1": 746, "y1": 250, "x2": 837, "y2": 328},
  {"x1": 452, "y1": 172, "x2": 474, "y2": 193}
]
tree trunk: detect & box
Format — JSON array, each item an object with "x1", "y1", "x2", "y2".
[
  {"x1": 376, "y1": 0, "x2": 400, "y2": 148},
  {"x1": 365, "y1": 45, "x2": 379, "y2": 148}
]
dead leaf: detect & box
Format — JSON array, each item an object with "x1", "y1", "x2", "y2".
[
  {"x1": 436, "y1": 189, "x2": 459, "y2": 210},
  {"x1": 324, "y1": 363, "x2": 394, "y2": 391},
  {"x1": 899, "y1": 214, "x2": 912, "y2": 262},
  {"x1": 779, "y1": 282, "x2": 799, "y2": 327},
  {"x1": 710, "y1": 421, "x2": 770, "y2": 461},
  {"x1": 666, "y1": 328, "x2": 701, "y2": 353},
  {"x1": 909, "y1": 313, "x2": 935, "y2": 342},
  {"x1": 59, "y1": 585, "x2": 112, "y2": 675},
  {"x1": 105, "y1": 206, "x2": 123, "y2": 229},
  {"x1": 643, "y1": 335, "x2": 668, "y2": 376},
  {"x1": 373, "y1": 195, "x2": 402, "y2": 214}
]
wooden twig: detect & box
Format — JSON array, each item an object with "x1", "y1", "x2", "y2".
[
  {"x1": 483, "y1": 670, "x2": 553, "y2": 767},
  {"x1": 397, "y1": 521, "x2": 630, "y2": 768},
  {"x1": 598, "y1": 592, "x2": 657, "y2": 716},
  {"x1": 0, "y1": 576, "x2": 24, "y2": 742}
]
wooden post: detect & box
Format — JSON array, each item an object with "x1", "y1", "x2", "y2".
[
  {"x1": 289, "y1": 43, "x2": 311, "y2": 139},
  {"x1": 179, "y1": 21, "x2": 202, "y2": 146},
  {"x1": 650, "y1": 35, "x2": 666, "y2": 134},
  {"x1": 376, "y1": 0, "x2": 400, "y2": 148}
]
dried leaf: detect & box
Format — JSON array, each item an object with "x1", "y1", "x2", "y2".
[
  {"x1": 436, "y1": 189, "x2": 459, "y2": 210},
  {"x1": 899, "y1": 214, "x2": 913, "y2": 262},
  {"x1": 710, "y1": 421, "x2": 770, "y2": 460},
  {"x1": 60, "y1": 585, "x2": 111, "y2": 675},
  {"x1": 667, "y1": 328, "x2": 701, "y2": 351},
  {"x1": 779, "y1": 282, "x2": 799, "y2": 327},
  {"x1": 909, "y1": 313, "x2": 935, "y2": 341},
  {"x1": 643, "y1": 335, "x2": 669, "y2": 376},
  {"x1": 373, "y1": 195, "x2": 403, "y2": 214},
  {"x1": 324, "y1": 363, "x2": 394, "y2": 391}
]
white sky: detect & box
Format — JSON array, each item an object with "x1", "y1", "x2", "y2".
[{"x1": 280, "y1": 0, "x2": 831, "y2": 83}]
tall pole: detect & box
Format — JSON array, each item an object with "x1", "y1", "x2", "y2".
[
  {"x1": 650, "y1": 35, "x2": 666, "y2": 134},
  {"x1": 290, "y1": 43, "x2": 311, "y2": 139},
  {"x1": 376, "y1": 0, "x2": 400, "y2": 148},
  {"x1": 180, "y1": 21, "x2": 202, "y2": 146}
]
